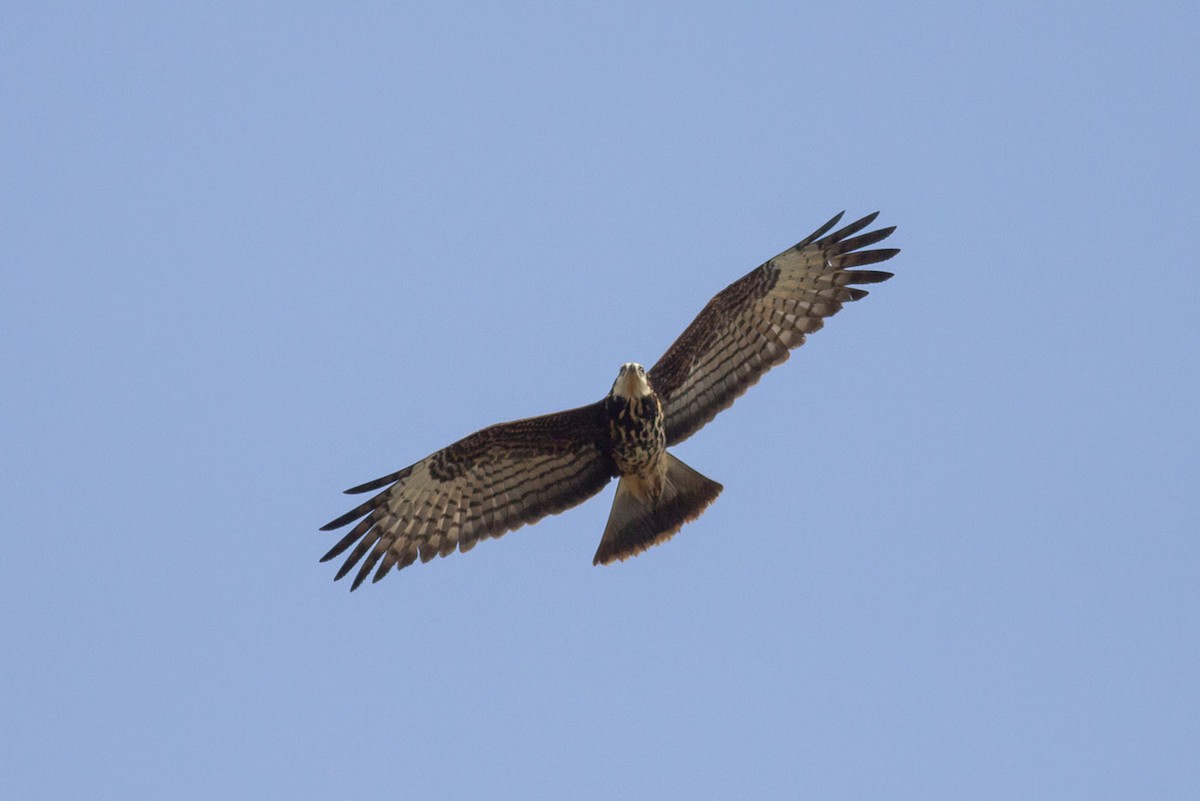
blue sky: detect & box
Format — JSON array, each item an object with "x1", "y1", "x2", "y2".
[{"x1": 3, "y1": 2, "x2": 1197, "y2": 798}]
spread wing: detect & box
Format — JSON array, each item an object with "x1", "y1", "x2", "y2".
[
  {"x1": 320, "y1": 402, "x2": 615, "y2": 589},
  {"x1": 649, "y1": 211, "x2": 897, "y2": 446}
]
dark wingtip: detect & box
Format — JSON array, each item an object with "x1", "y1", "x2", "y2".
[
  {"x1": 320, "y1": 509, "x2": 361, "y2": 531},
  {"x1": 343, "y1": 466, "x2": 411, "y2": 495},
  {"x1": 795, "y1": 211, "x2": 846, "y2": 249},
  {"x1": 326, "y1": 558, "x2": 359, "y2": 590},
  {"x1": 836, "y1": 248, "x2": 900, "y2": 268},
  {"x1": 824, "y1": 212, "x2": 887, "y2": 247},
  {"x1": 345, "y1": 478, "x2": 386, "y2": 495},
  {"x1": 846, "y1": 269, "x2": 895, "y2": 284},
  {"x1": 841, "y1": 226, "x2": 896, "y2": 251}
]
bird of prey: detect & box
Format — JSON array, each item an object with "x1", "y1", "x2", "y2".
[{"x1": 321, "y1": 211, "x2": 897, "y2": 589}]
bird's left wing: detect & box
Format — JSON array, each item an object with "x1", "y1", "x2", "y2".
[
  {"x1": 649, "y1": 211, "x2": 898, "y2": 446},
  {"x1": 320, "y1": 401, "x2": 614, "y2": 589}
]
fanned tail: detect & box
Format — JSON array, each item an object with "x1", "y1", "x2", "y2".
[{"x1": 593, "y1": 453, "x2": 722, "y2": 565}]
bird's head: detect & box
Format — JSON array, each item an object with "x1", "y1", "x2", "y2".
[{"x1": 610, "y1": 362, "x2": 652, "y2": 400}]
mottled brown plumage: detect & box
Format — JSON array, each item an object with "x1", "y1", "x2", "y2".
[
  {"x1": 320, "y1": 403, "x2": 614, "y2": 589},
  {"x1": 321, "y1": 211, "x2": 897, "y2": 588},
  {"x1": 648, "y1": 211, "x2": 896, "y2": 445}
]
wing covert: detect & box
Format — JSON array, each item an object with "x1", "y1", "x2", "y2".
[
  {"x1": 320, "y1": 401, "x2": 615, "y2": 589},
  {"x1": 648, "y1": 212, "x2": 897, "y2": 446}
]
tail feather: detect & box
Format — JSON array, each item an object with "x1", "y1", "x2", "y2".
[{"x1": 593, "y1": 453, "x2": 722, "y2": 565}]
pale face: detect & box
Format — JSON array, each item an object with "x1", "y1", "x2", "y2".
[{"x1": 610, "y1": 362, "x2": 652, "y2": 400}]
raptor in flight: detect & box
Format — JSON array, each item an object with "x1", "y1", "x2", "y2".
[{"x1": 321, "y1": 211, "x2": 897, "y2": 588}]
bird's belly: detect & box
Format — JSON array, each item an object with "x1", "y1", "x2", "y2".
[
  {"x1": 606, "y1": 388, "x2": 667, "y2": 481},
  {"x1": 610, "y1": 416, "x2": 666, "y2": 477},
  {"x1": 613, "y1": 436, "x2": 664, "y2": 476}
]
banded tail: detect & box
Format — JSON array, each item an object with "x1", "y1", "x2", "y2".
[{"x1": 593, "y1": 453, "x2": 723, "y2": 565}]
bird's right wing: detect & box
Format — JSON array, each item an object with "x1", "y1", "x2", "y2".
[{"x1": 320, "y1": 401, "x2": 615, "y2": 589}]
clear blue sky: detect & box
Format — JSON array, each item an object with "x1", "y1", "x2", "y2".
[{"x1": 3, "y1": 3, "x2": 1197, "y2": 798}]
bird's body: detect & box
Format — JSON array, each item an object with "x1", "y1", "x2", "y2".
[
  {"x1": 321, "y1": 211, "x2": 898, "y2": 588},
  {"x1": 594, "y1": 362, "x2": 723, "y2": 566},
  {"x1": 606, "y1": 364, "x2": 665, "y2": 480}
]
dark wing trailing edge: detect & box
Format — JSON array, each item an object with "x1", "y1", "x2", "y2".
[
  {"x1": 648, "y1": 211, "x2": 897, "y2": 446},
  {"x1": 320, "y1": 402, "x2": 615, "y2": 589}
]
